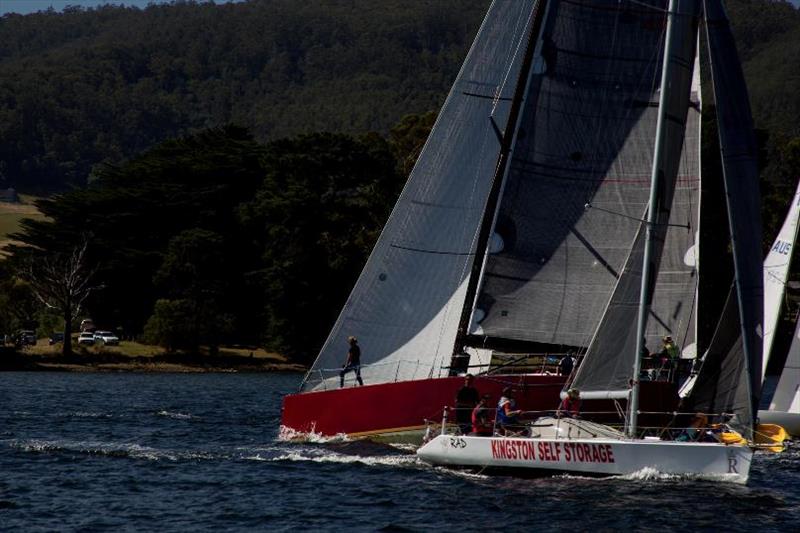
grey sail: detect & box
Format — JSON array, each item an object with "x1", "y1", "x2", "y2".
[
  {"x1": 687, "y1": 290, "x2": 753, "y2": 434},
  {"x1": 473, "y1": 0, "x2": 699, "y2": 353},
  {"x1": 302, "y1": 1, "x2": 538, "y2": 391},
  {"x1": 701, "y1": 0, "x2": 763, "y2": 428},
  {"x1": 568, "y1": 0, "x2": 701, "y2": 399}
]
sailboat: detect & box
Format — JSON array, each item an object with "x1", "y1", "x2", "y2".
[
  {"x1": 416, "y1": 0, "x2": 761, "y2": 483},
  {"x1": 758, "y1": 180, "x2": 800, "y2": 436},
  {"x1": 281, "y1": 0, "x2": 734, "y2": 443}
]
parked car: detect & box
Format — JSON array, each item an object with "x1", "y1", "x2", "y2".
[
  {"x1": 77, "y1": 332, "x2": 95, "y2": 346},
  {"x1": 93, "y1": 330, "x2": 120, "y2": 346},
  {"x1": 49, "y1": 332, "x2": 65, "y2": 345},
  {"x1": 15, "y1": 330, "x2": 37, "y2": 346}
]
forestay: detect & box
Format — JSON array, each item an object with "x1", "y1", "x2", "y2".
[{"x1": 302, "y1": 1, "x2": 538, "y2": 391}]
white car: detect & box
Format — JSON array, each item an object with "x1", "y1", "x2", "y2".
[
  {"x1": 78, "y1": 332, "x2": 95, "y2": 345},
  {"x1": 93, "y1": 330, "x2": 120, "y2": 346}
]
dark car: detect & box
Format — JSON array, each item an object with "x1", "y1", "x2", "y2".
[
  {"x1": 49, "y1": 332, "x2": 65, "y2": 345},
  {"x1": 15, "y1": 330, "x2": 37, "y2": 346}
]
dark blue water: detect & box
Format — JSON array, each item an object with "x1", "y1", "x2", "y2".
[{"x1": 1, "y1": 373, "x2": 798, "y2": 531}]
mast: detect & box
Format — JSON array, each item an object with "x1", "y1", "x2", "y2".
[
  {"x1": 452, "y1": 0, "x2": 548, "y2": 361},
  {"x1": 629, "y1": 0, "x2": 682, "y2": 437}
]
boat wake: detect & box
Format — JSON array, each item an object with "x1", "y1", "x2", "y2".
[
  {"x1": 261, "y1": 449, "x2": 420, "y2": 468},
  {"x1": 276, "y1": 424, "x2": 350, "y2": 443}
]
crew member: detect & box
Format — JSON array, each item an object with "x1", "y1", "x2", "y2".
[
  {"x1": 557, "y1": 388, "x2": 581, "y2": 418},
  {"x1": 471, "y1": 394, "x2": 494, "y2": 436},
  {"x1": 496, "y1": 387, "x2": 522, "y2": 435},
  {"x1": 339, "y1": 336, "x2": 364, "y2": 387},
  {"x1": 455, "y1": 374, "x2": 480, "y2": 434}
]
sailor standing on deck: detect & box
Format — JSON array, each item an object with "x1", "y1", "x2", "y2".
[
  {"x1": 455, "y1": 374, "x2": 480, "y2": 434},
  {"x1": 340, "y1": 336, "x2": 364, "y2": 387}
]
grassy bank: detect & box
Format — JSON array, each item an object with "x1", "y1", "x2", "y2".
[{"x1": 0, "y1": 195, "x2": 46, "y2": 256}]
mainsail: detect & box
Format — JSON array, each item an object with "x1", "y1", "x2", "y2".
[
  {"x1": 563, "y1": 0, "x2": 701, "y2": 399},
  {"x1": 302, "y1": 1, "x2": 539, "y2": 390},
  {"x1": 473, "y1": 0, "x2": 699, "y2": 355}
]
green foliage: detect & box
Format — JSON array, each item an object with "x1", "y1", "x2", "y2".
[
  {"x1": 239, "y1": 132, "x2": 402, "y2": 359},
  {"x1": 143, "y1": 299, "x2": 195, "y2": 351},
  {"x1": 6, "y1": 120, "x2": 421, "y2": 359},
  {"x1": 0, "y1": 263, "x2": 40, "y2": 336},
  {"x1": 9, "y1": 126, "x2": 267, "y2": 337}
]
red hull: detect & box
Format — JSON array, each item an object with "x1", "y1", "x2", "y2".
[{"x1": 281, "y1": 375, "x2": 678, "y2": 439}]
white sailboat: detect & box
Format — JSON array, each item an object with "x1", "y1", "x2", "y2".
[
  {"x1": 758, "y1": 181, "x2": 800, "y2": 435},
  {"x1": 417, "y1": 0, "x2": 761, "y2": 483}
]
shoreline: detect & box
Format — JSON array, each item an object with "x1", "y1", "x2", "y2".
[{"x1": 0, "y1": 347, "x2": 307, "y2": 373}]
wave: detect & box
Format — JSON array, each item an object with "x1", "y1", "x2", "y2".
[
  {"x1": 57, "y1": 411, "x2": 114, "y2": 419},
  {"x1": 262, "y1": 450, "x2": 420, "y2": 468},
  {"x1": 156, "y1": 410, "x2": 194, "y2": 420},
  {"x1": 8, "y1": 439, "x2": 219, "y2": 462}
]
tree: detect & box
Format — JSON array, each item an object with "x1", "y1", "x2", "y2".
[
  {"x1": 238, "y1": 132, "x2": 401, "y2": 360},
  {"x1": 0, "y1": 265, "x2": 40, "y2": 342},
  {"x1": 144, "y1": 228, "x2": 236, "y2": 352},
  {"x1": 20, "y1": 239, "x2": 101, "y2": 356}
]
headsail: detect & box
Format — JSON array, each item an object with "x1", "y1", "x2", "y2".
[
  {"x1": 762, "y1": 180, "x2": 800, "y2": 380},
  {"x1": 685, "y1": 0, "x2": 763, "y2": 438},
  {"x1": 302, "y1": 1, "x2": 539, "y2": 391},
  {"x1": 700, "y1": 0, "x2": 763, "y2": 431}
]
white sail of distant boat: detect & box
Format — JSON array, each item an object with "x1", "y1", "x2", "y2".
[
  {"x1": 758, "y1": 179, "x2": 800, "y2": 435},
  {"x1": 761, "y1": 181, "x2": 800, "y2": 380},
  {"x1": 760, "y1": 316, "x2": 800, "y2": 435},
  {"x1": 417, "y1": 0, "x2": 761, "y2": 483}
]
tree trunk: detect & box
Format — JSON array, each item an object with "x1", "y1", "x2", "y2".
[{"x1": 62, "y1": 309, "x2": 72, "y2": 357}]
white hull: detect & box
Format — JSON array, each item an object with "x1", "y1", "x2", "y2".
[
  {"x1": 758, "y1": 409, "x2": 800, "y2": 437},
  {"x1": 417, "y1": 434, "x2": 752, "y2": 483}
]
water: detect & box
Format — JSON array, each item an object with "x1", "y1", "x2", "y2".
[{"x1": 1, "y1": 373, "x2": 798, "y2": 531}]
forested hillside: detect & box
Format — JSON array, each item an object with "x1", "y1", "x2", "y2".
[
  {"x1": 0, "y1": 0, "x2": 799, "y2": 194},
  {"x1": 0, "y1": 0, "x2": 487, "y2": 192}
]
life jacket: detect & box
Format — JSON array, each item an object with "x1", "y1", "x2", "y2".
[{"x1": 496, "y1": 396, "x2": 516, "y2": 424}]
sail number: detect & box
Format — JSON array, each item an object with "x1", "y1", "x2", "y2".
[
  {"x1": 449, "y1": 437, "x2": 467, "y2": 449},
  {"x1": 772, "y1": 241, "x2": 792, "y2": 255}
]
